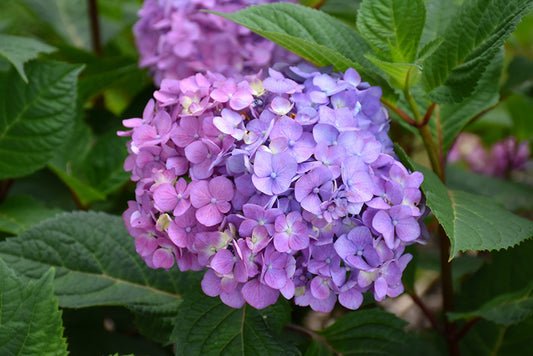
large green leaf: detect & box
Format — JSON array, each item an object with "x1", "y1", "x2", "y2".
[
  {"x1": 450, "y1": 281, "x2": 533, "y2": 326},
  {"x1": 461, "y1": 317, "x2": 533, "y2": 356},
  {"x1": 0, "y1": 195, "x2": 62, "y2": 235},
  {"x1": 212, "y1": 2, "x2": 393, "y2": 97},
  {"x1": 0, "y1": 34, "x2": 55, "y2": 82},
  {"x1": 357, "y1": 0, "x2": 425, "y2": 63},
  {"x1": 171, "y1": 291, "x2": 298, "y2": 356},
  {"x1": 421, "y1": 0, "x2": 533, "y2": 103},
  {"x1": 20, "y1": 0, "x2": 90, "y2": 49},
  {"x1": 305, "y1": 309, "x2": 440, "y2": 355},
  {"x1": 84, "y1": 130, "x2": 130, "y2": 194},
  {"x1": 0, "y1": 60, "x2": 82, "y2": 179},
  {"x1": 0, "y1": 211, "x2": 184, "y2": 309},
  {"x1": 419, "y1": 0, "x2": 459, "y2": 47},
  {"x1": 446, "y1": 166, "x2": 533, "y2": 212},
  {"x1": 319, "y1": 0, "x2": 361, "y2": 25},
  {"x1": 502, "y1": 55, "x2": 533, "y2": 96},
  {"x1": 49, "y1": 117, "x2": 129, "y2": 206},
  {"x1": 0, "y1": 260, "x2": 67, "y2": 355},
  {"x1": 458, "y1": 239, "x2": 533, "y2": 310},
  {"x1": 430, "y1": 51, "x2": 503, "y2": 154},
  {"x1": 77, "y1": 56, "x2": 144, "y2": 102},
  {"x1": 396, "y1": 146, "x2": 533, "y2": 257},
  {"x1": 456, "y1": 240, "x2": 533, "y2": 354}
]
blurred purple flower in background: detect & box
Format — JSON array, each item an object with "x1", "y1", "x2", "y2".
[
  {"x1": 120, "y1": 64, "x2": 426, "y2": 312},
  {"x1": 134, "y1": 0, "x2": 297, "y2": 85},
  {"x1": 448, "y1": 132, "x2": 531, "y2": 178}
]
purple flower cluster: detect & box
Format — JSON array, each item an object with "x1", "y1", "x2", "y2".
[
  {"x1": 134, "y1": 0, "x2": 296, "y2": 86},
  {"x1": 119, "y1": 65, "x2": 426, "y2": 312},
  {"x1": 449, "y1": 133, "x2": 530, "y2": 178}
]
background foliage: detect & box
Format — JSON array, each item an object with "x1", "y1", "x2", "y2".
[{"x1": 0, "y1": 0, "x2": 532, "y2": 355}]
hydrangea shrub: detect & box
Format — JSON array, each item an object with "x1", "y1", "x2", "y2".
[
  {"x1": 2, "y1": 0, "x2": 533, "y2": 354},
  {"x1": 119, "y1": 65, "x2": 426, "y2": 312}
]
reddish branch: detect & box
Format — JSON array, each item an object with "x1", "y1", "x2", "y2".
[{"x1": 88, "y1": 0, "x2": 102, "y2": 57}]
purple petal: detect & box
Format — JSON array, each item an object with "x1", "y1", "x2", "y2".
[
  {"x1": 253, "y1": 150, "x2": 273, "y2": 178},
  {"x1": 264, "y1": 268, "x2": 287, "y2": 290},
  {"x1": 310, "y1": 276, "x2": 330, "y2": 300},
  {"x1": 374, "y1": 276, "x2": 388, "y2": 300},
  {"x1": 185, "y1": 141, "x2": 208, "y2": 164},
  {"x1": 168, "y1": 221, "x2": 187, "y2": 248},
  {"x1": 251, "y1": 175, "x2": 274, "y2": 196},
  {"x1": 396, "y1": 218, "x2": 420, "y2": 242},
  {"x1": 280, "y1": 279, "x2": 295, "y2": 299},
  {"x1": 152, "y1": 248, "x2": 174, "y2": 269},
  {"x1": 209, "y1": 176, "x2": 234, "y2": 202},
  {"x1": 202, "y1": 269, "x2": 222, "y2": 297},
  {"x1": 220, "y1": 288, "x2": 246, "y2": 308},
  {"x1": 196, "y1": 204, "x2": 223, "y2": 227},
  {"x1": 211, "y1": 249, "x2": 235, "y2": 275},
  {"x1": 334, "y1": 235, "x2": 354, "y2": 260},
  {"x1": 190, "y1": 180, "x2": 211, "y2": 208},
  {"x1": 372, "y1": 210, "x2": 395, "y2": 247},
  {"x1": 242, "y1": 279, "x2": 280, "y2": 309},
  {"x1": 153, "y1": 183, "x2": 177, "y2": 212},
  {"x1": 338, "y1": 288, "x2": 363, "y2": 310}
]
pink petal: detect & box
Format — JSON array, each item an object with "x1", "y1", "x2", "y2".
[
  {"x1": 190, "y1": 180, "x2": 211, "y2": 208},
  {"x1": 196, "y1": 204, "x2": 223, "y2": 227}
]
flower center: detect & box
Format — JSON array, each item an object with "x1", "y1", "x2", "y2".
[
  {"x1": 270, "y1": 172, "x2": 277, "y2": 179},
  {"x1": 210, "y1": 198, "x2": 217, "y2": 204}
]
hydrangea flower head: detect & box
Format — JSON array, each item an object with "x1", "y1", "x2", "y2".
[
  {"x1": 134, "y1": 0, "x2": 296, "y2": 85},
  {"x1": 120, "y1": 64, "x2": 426, "y2": 312},
  {"x1": 449, "y1": 133, "x2": 531, "y2": 178}
]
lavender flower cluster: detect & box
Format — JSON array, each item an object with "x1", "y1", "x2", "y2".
[
  {"x1": 134, "y1": 0, "x2": 294, "y2": 86},
  {"x1": 119, "y1": 65, "x2": 426, "y2": 312},
  {"x1": 449, "y1": 133, "x2": 530, "y2": 178}
]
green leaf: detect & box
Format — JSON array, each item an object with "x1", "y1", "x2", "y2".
[
  {"x1": 457, "y1": 239, "x2": 533, "y2": 311},
  {"x1": 450, "y1": 281, "x2": 533, "y2": 326},
  {"x1": 0, "y1": 60, "x2": 82, "y2": 179},
  {"x1": 171, "y1": 291, "x2": 298, "y2": 356},
  {"x1": 420, "y1": 0, "x2": 459, "y2": 47},
  {"x1": 78, "y1": 56, "x2": 143, "y2": 102},
  {"x1": 0, "y1": 34, "x2": 55, "y2": 82},
  {"x1": 304, "y1": 339, "x2": 332, "y2": 356},
  {"x1": 212, "y1": 2, "x2": 393, "y2": 97},
  {"x1": 84, "y1": 130, "x2": 130, "y2": 195},
  {"x1": 312, "y1": 309, "x2": 408, "y2": 355},
  {"x1": 49, "y1": 117, "x2": 129, "y2": 206},
  {"x1": 319, "y1": 0, "x2": 361, "y2": 25},
  {"x1": 455, "y1": 242, "x2": 533, "y2": 352},
  {"x1": 421, "y1": 0, "x2": 533, "y2": 103},
  {"x1": 446, "y1": 166, "x2": 533, "y2": 211},
  {"x1": 430, "y1": 51, "x2": 503, "y2": 154},
  {"x1": 21, "y1": 0, "x2": 90, "y2": 50},
  {"x1": 365, "y1": 54, "x2": 422, "y2": 89},
  {"x1": 416, "y1": 37, "x2": 444, "y2": 63},
  {"x1": 395, "y1": 146, "x2": 533, "y2": 257},
  {"x1": 0, "y1": 211, "x2": 184, "y2": 309},
  {"x1": 502, "y1": 55, "x2": 533, "y2": 95},
  {"x1": 461, "y1": 317, "x2": 533, "y2": 356},
  {"x1": 0, "y1": 195, "x2": 62, "y2": 235},
  {"x1": 0, "y1": 260, "x2": 67, "y2": 355},
  {"x1": 357, "y1": 0, "x2": 426, "y2": 63},
  {"x1": 505, "y1": 94, "x2": 533, "y2": 141}
]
